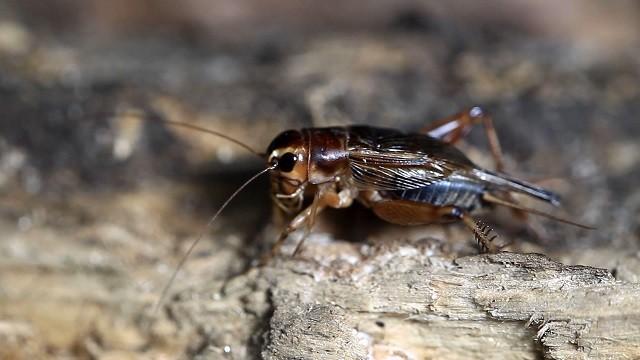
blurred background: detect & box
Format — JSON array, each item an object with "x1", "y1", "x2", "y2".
[{"x1": 0, "y1": 1, "x2": 639, "y2": 358}]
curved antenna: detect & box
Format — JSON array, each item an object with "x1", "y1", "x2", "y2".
[
  {"x1": 157, "y1": 119, "x2": 265, "y2": 158},
  {"x1": 118, "y1": 110, "x2": 264, "y2": 158},
  {"x1": 152, "y1": 164, "x2": 276, "y2": 316}
]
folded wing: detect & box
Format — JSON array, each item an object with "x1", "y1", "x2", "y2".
[{"x1": 347, "y1": 129, "x2": 559, "y2": 205}]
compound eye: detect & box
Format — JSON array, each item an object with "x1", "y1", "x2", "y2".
[{"x1": 278, "y1": 152, "x2": 298, "y2": 172}]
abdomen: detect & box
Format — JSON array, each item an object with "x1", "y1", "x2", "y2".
[{"x1": 390, "y1": 180, "x2": 485, "y2": 211}]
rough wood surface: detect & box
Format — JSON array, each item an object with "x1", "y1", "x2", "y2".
[{"x1": 170, "y1": 246, "x2": 640, "y2": 359}]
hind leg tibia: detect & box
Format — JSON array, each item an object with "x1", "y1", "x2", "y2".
[{"x1": 420, "y1": 106, "x2": 505, "y2": 172}]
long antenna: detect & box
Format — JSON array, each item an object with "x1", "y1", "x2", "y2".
[
  {"x1": 156, "y1": 119, "x2": 264, "y2": 158},
  {"x1": 117, "y1": 110, "x2": 264, "y2": 158},
  {"x1": 152, "y1": 164, "x2": 276, "y2": 315},
  {"x1": 482, "y1": 193, "x2": 595, "y2": 229}
]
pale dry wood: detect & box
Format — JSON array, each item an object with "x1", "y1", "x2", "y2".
[{"x1": 169, "y1": 248, "x2": 640, "y2": 359}]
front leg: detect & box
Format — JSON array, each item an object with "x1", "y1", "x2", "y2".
[
  {"x1": 260, "y1": 201, "x2": 323, "y2": 265},
  {"x1": 262, "y1": 184, "x2": 356, "y2": 264},
  {"x1": 290, "y1": 185, "x2": 357, "y2": 256}
]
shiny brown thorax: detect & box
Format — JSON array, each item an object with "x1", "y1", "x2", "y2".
[{"x1": 305, "y1": 127, "x2": 351, "y2": 184}]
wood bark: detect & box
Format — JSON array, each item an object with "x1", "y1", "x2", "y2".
[{"x1": 170, "y1": 250, "x2": 640, "y2": 359}]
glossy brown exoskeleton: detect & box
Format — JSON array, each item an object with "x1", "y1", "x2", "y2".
[{"x1": 264, "y1": 106, "x2": 589, "y2": 257}]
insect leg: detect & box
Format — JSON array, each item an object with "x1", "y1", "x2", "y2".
[
  {"x1": 420, "y1": 106, "x2": 505, "y2": 172},
  {"x1": 291, "y1": 185, "x2": 357, "y2": 257},
  {"x1": 260, "y1": 186, "x2": 348, "y2": 265},
  {"x1": 368, "y1": 199, "x2": 500, "y2": 252},
  {"x1": 458, "y1": 214, "x2": 500, "y2": 253},
  {"x1": 369, "y1": 199, "x2": 447, "y2": 226},
  {"x1": 291, "y1": 191, "x2": 321, "y2": 257},
  {"x1": 260, "y1": 201, "x2": 326, "y2": 265},
  {"x1": 263, "y1": 184, "x2": 357, "y2": 263},
  {"x1": 429, "y1": 206, "x2": 500, "y2": 253},
  {"x1": 421, "y1": 107, "x2": 537, "y2": 229}
]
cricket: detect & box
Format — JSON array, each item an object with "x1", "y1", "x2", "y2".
[{"x1": 152, "y1": 106, "x2": 592, "y2": 310}]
